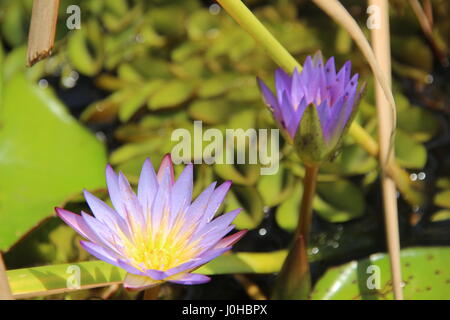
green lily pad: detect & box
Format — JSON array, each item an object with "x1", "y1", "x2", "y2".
[
  {"x1": 7, "y1": 250, "x2": 287, "y2": 299},
  {"x1": 311, "y1": 247, "x2": 450, "y2": 300},
  {"x1": 0, "y1": 74, "x2": 107, "y2": 251},
  {"x1": 315, "y1": 180, "x2": 366, "y2": 223},
  {"x1": 257, "y1": 164, "x2": 294, "y2": 207},
  {"x1": 276, "y1": 179, "x2": 365, "y2": 229},
  {"x1": 225, "y1": 186, "x2": 264, "y2": 230},
  {"x1": 431, "y1": 210, "x2": 450, "y2": 222},
  {"x1": 395, "y1": 130, "x2": 427, "y2": 169},
  {"x1": 434, "y1": 189, "x2": 450, "y2": 208},
  {"x1": 67, "y1": 20, "x2": 104, "y2": 76},
  {"x1": 148, "y1": 80, "x2": 196, "y2": 110},
  {"x1": 275, "y1": 181, "x2": 303, "y2": 232}
]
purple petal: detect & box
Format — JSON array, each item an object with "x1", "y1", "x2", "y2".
[
  {"x1": 118, "y1": 172, "x2": 145, "y2": 231},
  {"x1": 80, "y1": 211, "x2": 122, "y2": 253},
  {"x1": 291, "y1": 67, "x2": 304, "y2": 107},
  {"x1": 202, "y1": 180, "x2": 232, "y2": 223},
  {"x1": 170, "y1": 163, "x2": 193, "y2": 226},
  {"x1": 215, "y1": 230, "x2": 247, "y2": 248},
  {"x1": 325, "y1": 57, "x2": 336, "y2": 88},
  {"x1": 278, "y1": 90, "x2": 297, "y2": 138},
  {"x1": 117, "y1": 259, "x2": 147, "y2": 276},
  {"x1": 323, "y1": 95, "x2": 345, "y2": 143},
  {"x1": 157, "y1": 154, "x2": 174, "y2": 185},
  {"x1": 137, "y1": 158, "x2": 158, "y2": 219},
  {"x1": 176, "y1": 182, "x2": 217, "y2": 236},
  {"x1": 316, "y1": 99, "x2": 332, "y2": 140},
  {"x1": 105, "y1": 165, "x2": 126, "y2": 219},
  {"x1": 145, "y1": 269, "x2": 169, "y2": 281},
  {"x1": 56, "y1": 207, "x2": 102, "y2": 243},
  {"x1": 168, "y1": 273, "x2": 211, "y2": 285},
  {"x1": 195, "y1": 225, "x2": 235, "y2": 252},
  {"x1": 302, "y1": 56, "x2": 314, "y2": 90},
  {"x1": 83, "y1": 190, "x2": 129, "y2": 236},
  {"x1": 167, "y1": 247, "x2": 231, "y2": 277},
  {"x1": 275, "y1": 68, "x2": 291, "y2": 98},
  {"x1": 151, "y1": 165, "x2": 172, "y2": 234},
  {"x1": 257, "y1": 78, "x2": 283, "y2": 123},
  {"x1": 123, "y1": 273, "x2": 162, "y2": 291},
  {"x1": 79, "y1": 241, "x2": 120, "y2": 266}
]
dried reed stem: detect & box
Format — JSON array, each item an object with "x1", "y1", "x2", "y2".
[
  {"x1": 370, "y1": 0, "x2": 403, "y2": 300},
  {"x1": 27, "y1": 0, "x2": 60, "y2": 66},
  {"x1": 0, "y1": 253, "x2": 13, "y2": 300}
]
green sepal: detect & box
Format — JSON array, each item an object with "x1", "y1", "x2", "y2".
[{"x1": 294, "y1": 104, "x2": 329, "y2": 165}]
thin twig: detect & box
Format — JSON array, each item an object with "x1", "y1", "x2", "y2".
[
  {"x1": 27, "y1": 0, "x2": 60, "y2": 66},
  {"x1": 234, "y1": 274, "x2": 267, "y2": 300},
  {"x1": 369, "y1": 0, "x2": 403, "y2": 300},
  {"x1": 422, "y1": 0, "x2": 433, "y2": 27},
  {"x1": 0, "y1": 253, "x2": 13, "y2": 300},
  {"x1": 408, "y1": 0, "x2": 448, "y2": 66}
]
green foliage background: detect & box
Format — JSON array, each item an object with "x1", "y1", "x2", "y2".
[{"x1": 0, "y1": 0, "x2": 449, "y2": 299}]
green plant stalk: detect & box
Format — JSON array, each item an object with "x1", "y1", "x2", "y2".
[
  {"x1": 216, "y1": 0, "x2": 423, "y2": 207},
  {"x1": 7, "y1": 250, "x2": 287, "y2": 299},
  {"x1": 272, "y1": 164, "x2": 319, "y2": 299},
  {"x1": 216, "y1": 0, "x2": 301, "y2": 73},
  {"x1": 297, "y1": 164, "x2": 319, "y2": 244},
  {"x1": 144, "y1": 286, "x2": 160, "y2": 300}
]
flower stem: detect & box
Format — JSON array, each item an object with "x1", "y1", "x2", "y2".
[
  {"x1": 272, "y1": 164, "x2": 319, "y2": 299},
  {"x1": 297, "y1": 164, "x2": 319, "y2": 244},
  {"x1": 143, "y1": 286, "x2": 160, "y2": 300}
]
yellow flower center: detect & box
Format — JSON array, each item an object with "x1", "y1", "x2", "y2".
[{"x1": 118, "y1": 216, "x2": 201, "y2": 272}]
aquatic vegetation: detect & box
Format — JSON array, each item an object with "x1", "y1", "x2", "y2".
[{"x1": 0, "y1": 0, "x2": 448, "y2": 301}]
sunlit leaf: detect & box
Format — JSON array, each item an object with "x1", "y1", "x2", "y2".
[
  {"x1": 0, "y1": 74, "x2": 107, "y2": 251},
  {"x1": 312, "y1": 247, "x2": 450, "y2": 300}
]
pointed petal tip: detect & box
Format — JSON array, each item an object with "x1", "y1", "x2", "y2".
[
  {"x1": 55, "y1": 207, "x2": 77, "y2": 219},
  {"x1": 105, "y1": 164, "x2": 115, "y2": 174},
  {"x1": 162, "y1": 153, "x2": 173, "y2": 163},
  {"x1": 169, "y1": 273, "x2": 211, "y2": 285}
]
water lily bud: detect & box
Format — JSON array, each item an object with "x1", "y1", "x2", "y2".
[{"x1": 258, "y1": 52, "x2": 364, "y2": 164}]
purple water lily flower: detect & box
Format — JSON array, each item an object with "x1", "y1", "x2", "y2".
[
  {"x1": 56, "y1": 155, "x2": 246, "y2": 291},
  {"x1": 258, "y1": 52, "x2": 364, "y2": 163}
]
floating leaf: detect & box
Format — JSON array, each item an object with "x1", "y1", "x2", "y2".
[
  {"x1": 118, "y1": 80, "x2": 165, "y2": 122},
  {"x1": 7, "y1": 250, "x2": 287, "y2": 299},
  {"x1": 0, "y1": 75, "x2": 107, "y2": 251},
  {"x1": 67, "y1": 21, "x2": 104, "y2": 76},
  {"x1": 311, "y1": 247, "x2": 450, "y2": 300},
  {"x1": 148, "y1": 80, "x2": 196, "y2": 110},
  {"x1": 315, "y1": 180, "x2": 366, "y2": 223},
  {"x1": 225, "y1": 187, "x2": 264, "y2": 230},
  {"x1": 434, "y1": 190, "x2": 450, "y2": 208},
  {"x1": 395, "y1": 130, "x2": 427, "y2": 169},
  {"x1": 257, "y1": 164, "x2": 294, "y2": 207}
]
